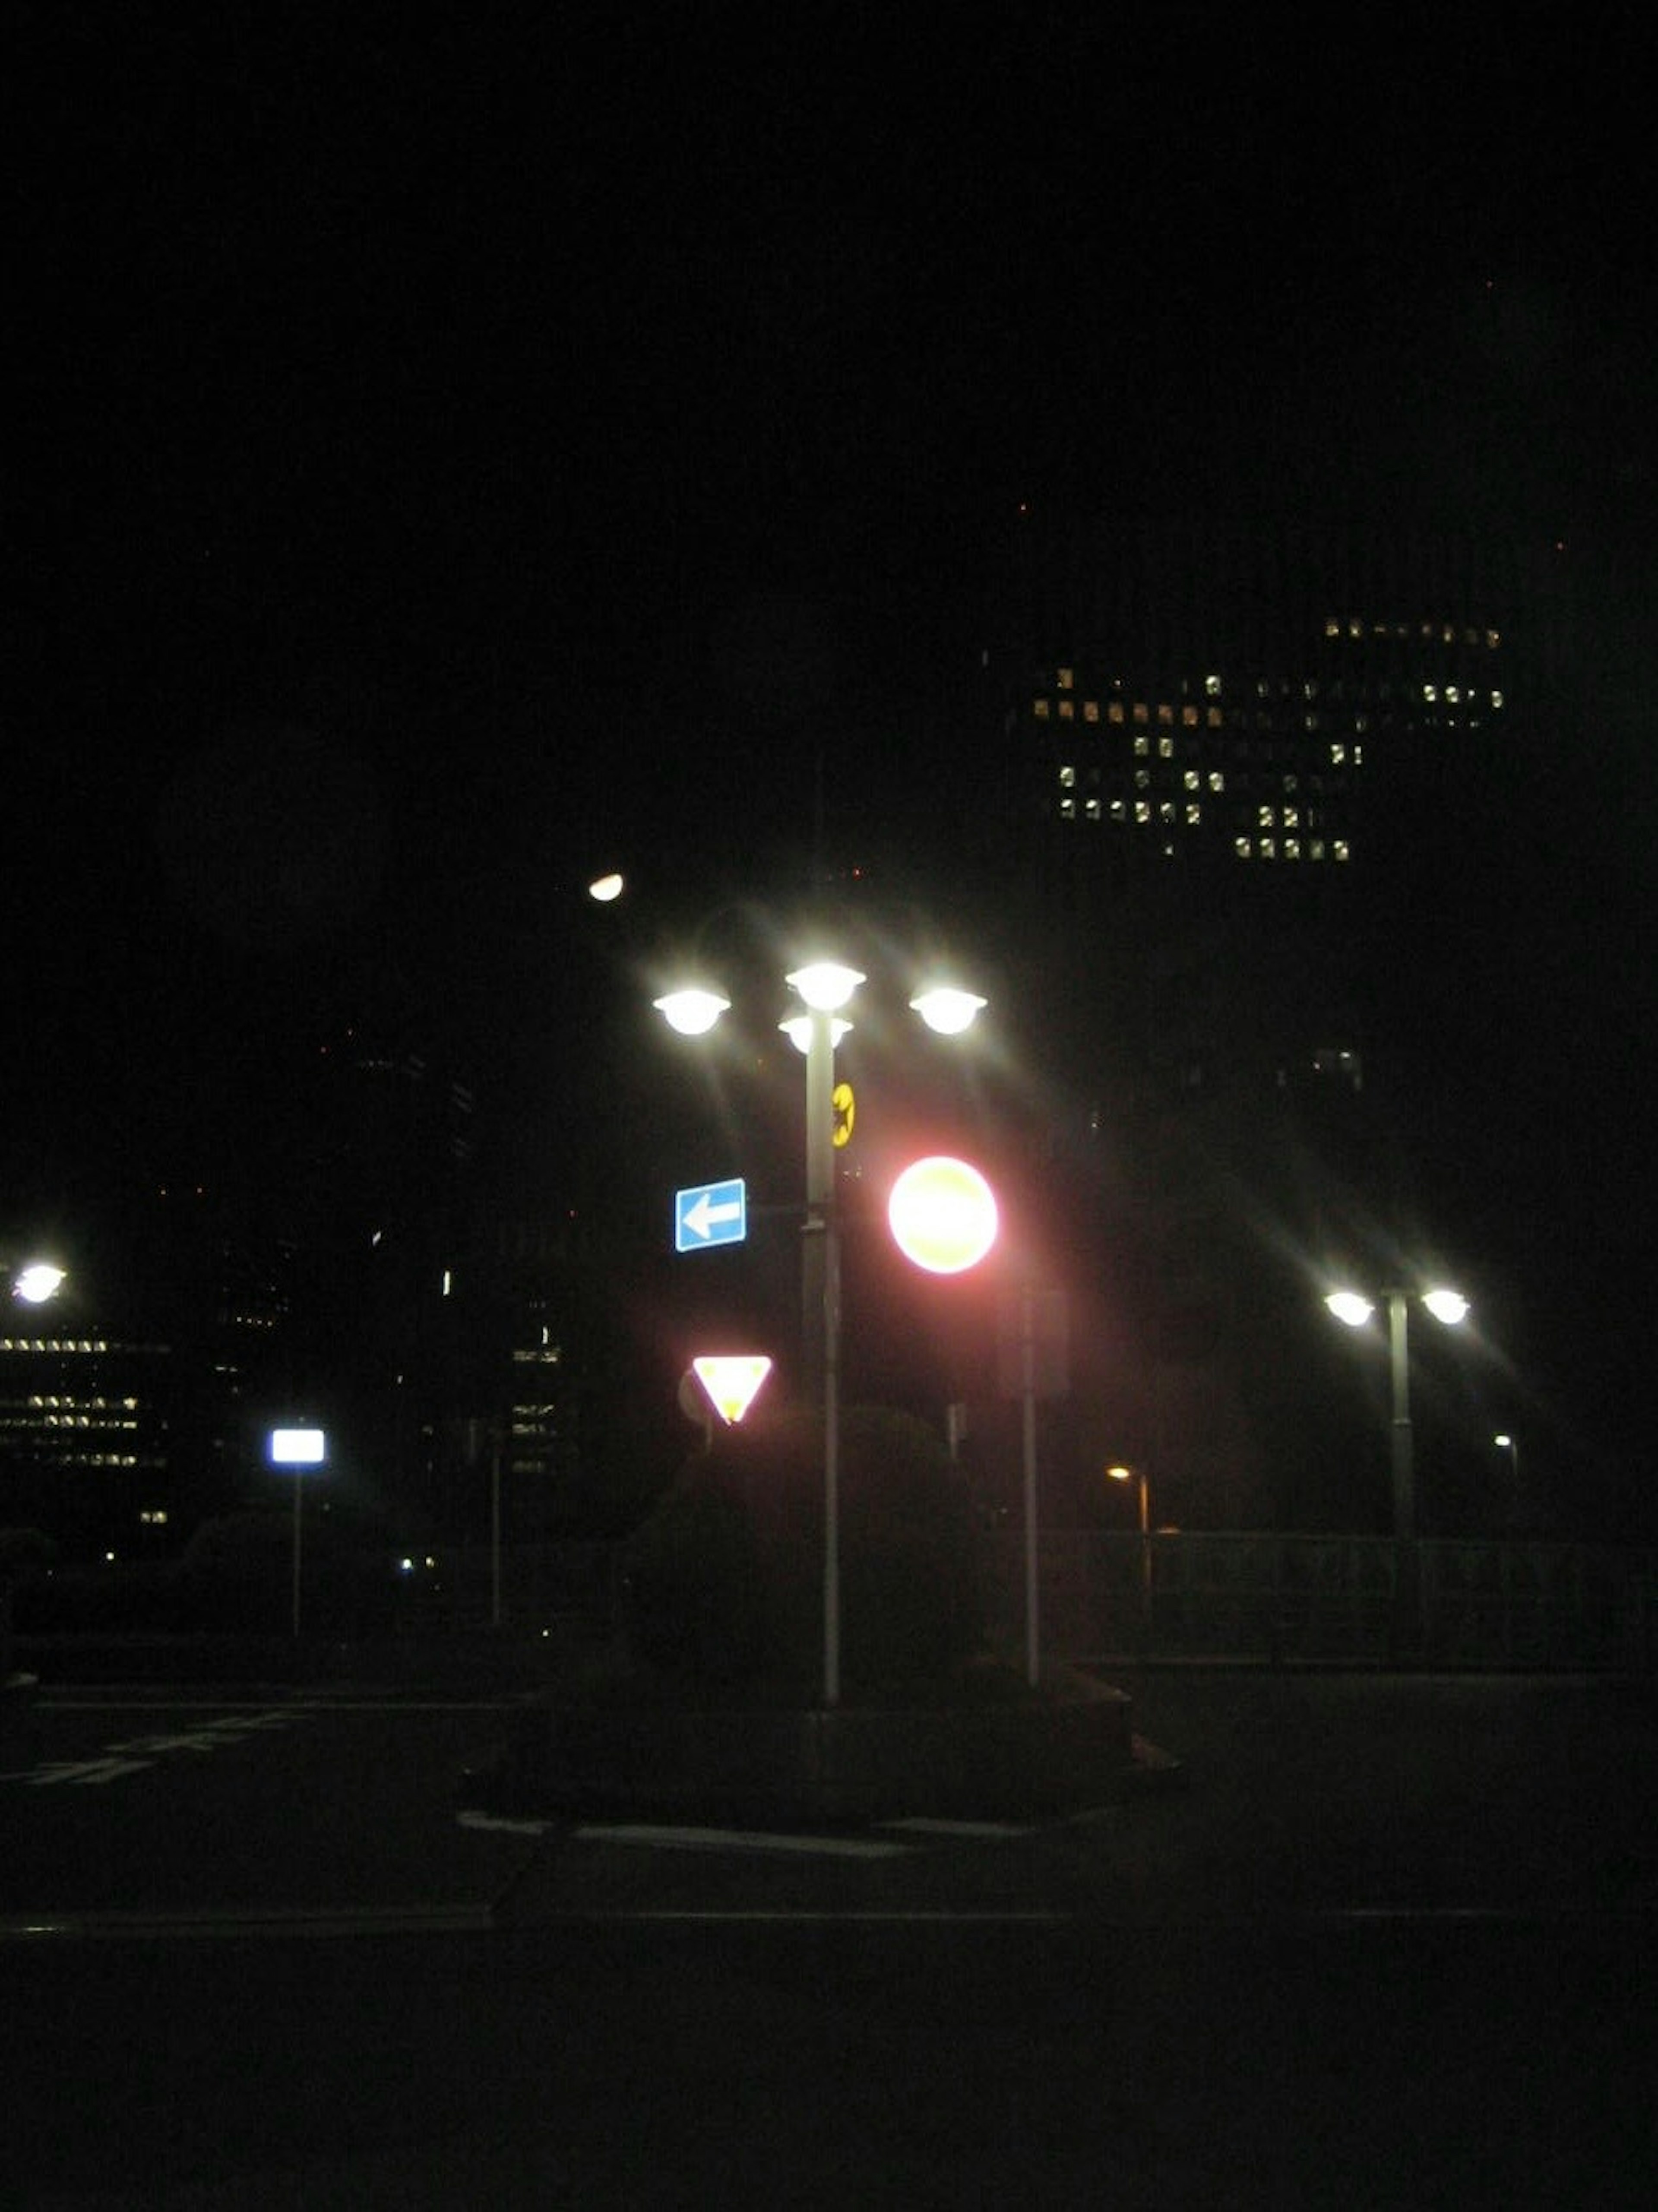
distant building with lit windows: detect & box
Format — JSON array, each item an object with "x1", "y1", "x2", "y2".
[
  {"x1": 991, "y1": 513, "x2": 1534, "y2": 883},
  {"x1": 0, "y1": 1332, "x2": 175, "y2": 1556}
]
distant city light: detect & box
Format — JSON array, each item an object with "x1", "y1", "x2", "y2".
[{"x1": 589, "y1": 872, "x2": 624, "y2": 902}]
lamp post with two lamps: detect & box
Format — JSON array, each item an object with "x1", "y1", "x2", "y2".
[
  {"x1": 655, "y1": 954, "x2": 987, "y2": 1708},
  {"x1": 1325, "y1": 1282, "x2": 1469, "y2": 1652}
]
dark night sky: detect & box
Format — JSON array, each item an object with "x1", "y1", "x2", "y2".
[{"x1": 8, "y1": 6, "x2": 1657, "y2": 1484}]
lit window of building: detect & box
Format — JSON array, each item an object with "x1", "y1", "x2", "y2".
[
  {"x1": 1235, "y1": 836, "x2": 1252, "y2": 860},
  {"x1": 1085, "y1": 797, "x2": 1101, "y2": 820},
  {"x1": 1058, "y1": 666, "x2": 1074, "y2": 689},
  {"x1": 1334, "y1": 839, "x2": 1351, "y2": 861},
  {"x1": 1205, "y1": 674, "x2": 1222, "y2": 696},
  {"x1": 1330, "y1": 743, "x2": 1346, "y2": 765},
  {"x1": 1133, "y1": 734, "x2": 1149, "y2": 756},
  {"x1": 1084, "y1": 700, "x2": 1099, "y2": 722},
  {"x1": 1134, "y1": 801, "x2": 1151, "y2": 823},
  {"x1": 1185, "y1": 802, "x2": 1202, "y2": 824},
  {"x1": 1133, "y1": 702, "x2": 1149, "y2": 724},
  {"x1": 1181, "y1": 704, "x2": 1199, "y2": 726},
  {"x1": 1259, "y1": 837, "x2": 1276, "y2": 860},
  {"x1": 1058, "y1": 764, "x2": 1076, "y2": 788},
  {"x1": 1208, "y1": 770, "x2": 1225, "y2": 792},
  {"x1": 1157, "y1": 704, "x2": 1174, "y2": 725},
  {"x1": 1059, "y1": 698, "x2": 1074, "y2": 719},
  {"x1": 1107, "y1": 701, "x2": 1125, "y2": 723},
  {"x1": 1258, "y1": 805, "x2": 1275, "y2": 829},
  {"x1": 1285, "y1": 837, "x2": 1301, "y2": 859},
  {"x1": 1158, "y1": 736, "x2": 1174, "y2": 759},
  {"x1": 1035, "y1": 697, "x2": 1050, "y2": 718},
  {"x1": 1109, "y1": 799, "x2": 1126, "y2": 822},
  {"x1": 1059, "y1": 797, "x2": 1076, "y2": 818},
  {"x1": 1206, "y1": 707, "x2": 1223, "y2": 728},
  {"x1": 1183, "y1": 769, "x2": 1201, "y2": 790},
  {"x1": 1491, "y1": 690, "x2": 1503, "y2": 709}
]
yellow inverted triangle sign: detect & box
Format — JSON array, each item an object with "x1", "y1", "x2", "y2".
[{"x1": 692, "y1": 1354, "x2": 774, "y2": 1425}]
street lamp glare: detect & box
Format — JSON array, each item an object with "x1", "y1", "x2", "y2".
[
  {"x1": 1325, "y1": 1291, "x2": 1375, "y2": 1328},
  {"x1": 588, "y1": 871, "x2": 625, "y2": 903},
  {"x1": 779, "y1": 1014, "x2": 852, "y2": 1054},
  {"x1": 13, "y1": 1262, "x2": 66, "y2": 1305},
  {"x1": 909, "y1": 985, "x2": 987, "y2": 1035},
  {"x1": 654, "y1": 987, "x2": 731, "y2": 1036},
  {"x1": 1422, "y1": 1288, "x2": 1470, "y2": 1326},
  {"x1": 1107, "y1": 1463, "x2": 1133, "y2": 1483},
  {"x1": 785, "y1": 961, "x2": 865, "y2": 1013}
]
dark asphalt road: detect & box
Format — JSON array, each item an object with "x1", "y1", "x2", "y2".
[{"x1": 3, "y1": 1669, "x2": 1655, "y2": 2207}]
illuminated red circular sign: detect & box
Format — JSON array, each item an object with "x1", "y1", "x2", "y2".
[{"x1": 887, "y1": 1156, "x2": 999, "y2": 1274}]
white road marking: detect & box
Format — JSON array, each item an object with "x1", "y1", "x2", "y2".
[
  {"x1": 23, "y1": 1756, "x2": 154, "y2": 1785},
  {"x1": 573, "y1": 1823, "x2": 913, "y2": 1861},
  {"x1": 456, "y1": 1808, "x2": 551, "y2": 1836},
  {"x1": 883, "y1": 1816, "x2": 1034, "y2": 1839}
]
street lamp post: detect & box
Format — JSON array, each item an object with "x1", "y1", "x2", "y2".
[
  {"x1": 1326, "y1": 1285, "x2": 1469, "y2": 1656},
  {"x1": 1108, "y1": 1462, "x2": 1152, "y2": 1625},
  {"x1": 655, "y1": 953, "x2": 985, "y2": 1708}
]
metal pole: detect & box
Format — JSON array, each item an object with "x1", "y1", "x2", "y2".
[
  {"x1": 490, "y1": 1429, "x2": 502, "y2": 1630},
  {"x1": 1387, "y1": 1290, "x2": 1420, "y2": 1657},
  {"x1": 805, "y1": 1008, "x2": 840, "y2": 1707},
  {"x1": 1021, "y1": 1279, "x2": 1039, "y2": 1688},
  {"x1": 291, "y1": 1465, "x2": 302, "y2": 1639}
]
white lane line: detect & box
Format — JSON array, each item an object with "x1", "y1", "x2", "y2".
[
  {"x1": 456, "y1": 1808, "x2": 552, "y2": 1836},
  {"x1": 0, "y1": 1903, "x2": 496, "y2": 1944},
  {"x1": 573, "y1": 1823, "x2": 912, "y2": 1861},
  {"x1": 548, "y1": 1909, "x2": 1073, "y2": 1924},
  {"x1": 883, "y1": 1817, "x2": 1034, "y2": 1839}
]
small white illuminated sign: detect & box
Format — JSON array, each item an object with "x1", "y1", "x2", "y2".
[{"x1": 269, "y1": 1427, "x2": 326, "y2": 1465}]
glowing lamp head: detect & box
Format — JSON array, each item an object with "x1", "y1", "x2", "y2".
[
  {"x1": 909, "y1": 985, "x2": 987, "y2": 1035},
  {"x1": 588, "y1": 871, "x2": 625, "y2": 903},
  {"x1": 785, "y1": 961, "x2": 864, "y2": 1013},
  {"x1": 1422, "y1": 1288, "x2": 1470, "y2": 1326},
  {"x1": 888, "y1": 1155, "x2": 999, "y2": 1275},
  {"x1": 1325, "y1": 1291, "x2": 1375, "y2": 1328},
  {"x1": 654, "y1": 987, "x2": 731, "y2": 1036},
  {"x1": 778, "y1": 1014, "x2": 853, "y2": 1054},
  {"x1": 13, "y1": 1262, "x2": 66, "y2": 1305}
]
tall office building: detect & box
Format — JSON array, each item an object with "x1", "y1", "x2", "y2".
[
  {"x1": 958, "y1": 513, "x2": 1557, "y2": 1528},
  {"x1": 992, "y1": 513, "x2": 1541, "y2": 891}
]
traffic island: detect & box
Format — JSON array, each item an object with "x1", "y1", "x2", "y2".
[{"x1": 464, "y1": 1666, "x2": 1144, "y2": 1825}]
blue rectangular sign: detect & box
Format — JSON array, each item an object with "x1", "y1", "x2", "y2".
[{"x1": 675, "y1": 1177, "x2": 747, "y2": 1253}]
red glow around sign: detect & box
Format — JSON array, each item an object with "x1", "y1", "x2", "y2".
[{"x1": 887, "y1": 1156, "x2": 999, "y2": 1274}]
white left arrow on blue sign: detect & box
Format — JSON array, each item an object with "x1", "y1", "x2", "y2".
[{"x1": 674, "y1": 1177, "x2": 748, "y2": 1252}]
